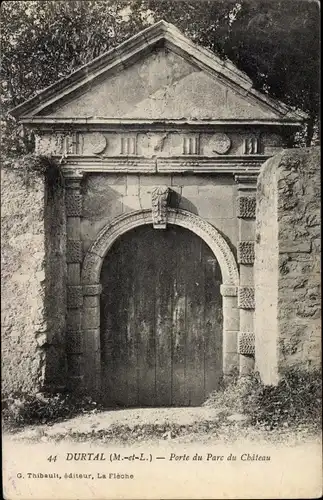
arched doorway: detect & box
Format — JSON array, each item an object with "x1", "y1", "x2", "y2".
[
  {"x1": 81, "y1": 209, "x2": 239, "y2": 398},
  {"x1": 100, "y1": 224, "x2": 223, "y2": 407}
]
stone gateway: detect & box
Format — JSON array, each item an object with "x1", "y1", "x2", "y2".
[{"x1": 4, "y1": 21, "x2": 311, "y2": 404}]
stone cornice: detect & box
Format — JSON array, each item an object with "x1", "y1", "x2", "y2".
[
  {"x1": 20, "y1": 117, "x2": 304, "y2": 129},
  {"x1": 60, "y1": 155, "x2": 268, "y2": 175}
]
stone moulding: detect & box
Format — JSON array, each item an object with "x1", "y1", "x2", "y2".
[
  {"x1": 237, "y1": 196, "x2": 256, "y2": 219},
  {"x1": 237, "y1": 241, "x2": 255, "y2": 265},
  {"x1": 220, "y1": 285, "x2": 238, "y2": 297},
  {"x1": 238, "y1": 332, "x2": 255, "y2": 355},
  {"x1": 83, "y1": 284, "x2": 102, "y2": 296},
  {"x1": 238, "y1": 286, "x2": 255, "y2": 309},
  {"x1": 81, "y1": 209, "x2": 239, "y2": 287},
  {"x1": 151, "y1": 186, "x2": 170, "y2": 229}
]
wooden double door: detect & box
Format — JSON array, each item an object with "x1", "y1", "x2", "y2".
[{"x1": 100, "y1": 224, "x2": 223, "y2": 407}]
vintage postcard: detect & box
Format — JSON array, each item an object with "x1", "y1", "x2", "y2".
[{"x1": 1, "y1": 0, "x2": 321, "y2": 498}]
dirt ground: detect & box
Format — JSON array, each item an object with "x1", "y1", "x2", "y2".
[
  {"x1": 3, "y1": 406, "x2": 321, "y2": 447},
  {"x1": 3, "y1": 407, "x2": 322, "y2": 499}
]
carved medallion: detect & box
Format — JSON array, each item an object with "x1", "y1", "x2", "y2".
[
  {"x1": 212, "y1": 133, "x2": 231, "y2": 155},
  {"x1": 151, "y1": 186, "x2": 170, "y2": 229},
  {"x1": 83, "y1": 133, "x2": 107, "y2": 155}
]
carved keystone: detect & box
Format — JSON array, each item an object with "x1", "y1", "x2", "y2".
[
  {"x1": 151, "y1": 186, "x2": 170, "y2": 229},
  {"x1": 238, "y1": 287, "x2": 255, "y2": 309},
  {"x1": 237, "y1": 241, "x2": 255, "y2": 265},
  {"x1": 237, "y1": 196, "x2": 256, "y2": 219},
  {"x1": 238, "y1": 332, "x2": 255, "y2": 355}
]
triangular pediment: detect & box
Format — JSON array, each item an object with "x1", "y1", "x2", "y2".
[{"x1": 11, "y1": 20, "x2": 306, "y2": 124}]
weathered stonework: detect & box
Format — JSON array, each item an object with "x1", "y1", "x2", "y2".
[
  {"x1": 66, "y1": 239, "x2": 82, "y2": 263},
  {"x1": 5, "y1": 20, "x2": 307, "y2": 397},
  {"x1": 237, "y1": 196, "x2": 256, "y2": 219},
  {"x1": 65, "y1": 192, "x2": 82, "y2": 217},
  {"x1": 238, "y1": 287, "x2": 255, "y2": 309},
  {"x1": 237, "y1": 241, "x2": 255, "y2": 264},
  {"x1": 238, "y1": 332, "x2": 255, "y2": 356},
  {"x1": 1, "y1": 166, "x2": 67, "y2": 395},
  {"x1": 151, "y1": 186, "x2": 170, "y2": 228},
  {"x1": 255, "y1": 148, "x2": 321, "y2": 385}
]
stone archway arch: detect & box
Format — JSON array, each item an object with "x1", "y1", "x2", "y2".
[
  {"x1": 80, "y1": 209, "x2": 240, "y2": 395},
  {"x1": 81, "y1": 209, "x2": 239, "y2": 286}
]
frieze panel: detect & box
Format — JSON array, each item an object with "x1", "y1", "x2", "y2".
[
  {"x1": 237, "y1": 196, "x2": 256, "y2": 219},
  {"x1": 211, "y1": 133, "x2": 232, "y2": 154},
  {"x1": 120, "y1": 135, "x2": 137, "y2": 155},
  {"x1": 82, "y1": 133, "x2": 107, "y2": 155},
  {"x1": 182, "y1": 135, "x2": 199, "y2": 155},
  {"x1": 238, "y1": 332, "x2": 255, "y2": 355},
  {"x1": 243, "y1": 136, "x2": 260, "y2": 154},
  {"x1": 238, "y1": 287, "x2": 255, "y2": 309},
  {"x1": 237, "y1": 241, "x2": 255, "y2": 264}
]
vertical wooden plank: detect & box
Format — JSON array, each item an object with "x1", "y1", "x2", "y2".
[
  {"x1": 186, "y1": 234, "x2": 206, "y2": 406},
  {"x1": 123, "y1": 235, "x2": 138, "y2": 407},
  {"x1": 171, "y1": 226, "x2": 188, "y2": 406},
  {"x1": 136, "y1": 226, "x2": 157, "y2": 406},
  {"x1": 203, "y1": 251, "x2": 223, "y2": 400},
  {"x1": 155, "y1": 227, "x2": 173, "y2": 406}
]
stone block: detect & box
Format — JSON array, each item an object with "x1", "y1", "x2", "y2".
[
  {"x1": 237, "y1": 241, "x2": 255, "y2": 264},
  {"x1": 83, "y1": 328, "x2": 101, "y2": 353},
  {"x1": 223, "y1": 330, "x2": 238, "y2": 353},
  {"x1": 67, "y1": 263, "x2": 81, "y2": 285},
  {"x1": 238, "y1": 287, "x2": 255, "y2": 309},
  {"x1": 82, "y1": 307, "x2": 100, "y2": 330},
  {"x1": 67, "y1": 354, "x2": 83, "y2": 376},
  {"x1": 238, "y1": 219, "x2": 256, "y2": 240},
  {"x1": 279, "y1": 241, "x2": 311, "y2": 253},
  {"x1": 66, "y1": 310, "x2": 82, "y2": 330},
  {"x1": 220, "y1": 285, "x2": 238, "y2": 297},
  {"x1": 83, "y1": 295, "x2": 100, "y2": 308},
  {"x1": 239, "y1": 265, "x2": 254, "y2": 286},
  {"x1": 122, "y1": 195, "x2": 142, "y2": 212},
  {"x1": 83, "y1": 284, "x2": 102, "y2": 296},
  {"x1": 65, "y1": 192, "x2": 82, "y2": 217},
  {"x1": 237, "y1": 196, "x2": 256, "y2": 219},
  {"x1": 223, "y1": 307, "x2": 239, "y2": 331},
  {"x1": 67, "y1": 286, "x2": 83, "y2": 309},
  {"x1": 223, "y1": 352, "x2": 239, "y2": 374},
  {"x1": 66, "y1": 331, "x2": 83, "y2": 354},
  {"x1": 67, "y1": 217, "x2": 81, "y2": 239},
  {"x1": 81, "y1": 252, "x2": 102, "y2": 285},
  {"x1": 238, "y1": 332, "x2": 255, "y2": 355},
  {"x1": 66, "y1": 240, "x2": 82, "y2": 263}
]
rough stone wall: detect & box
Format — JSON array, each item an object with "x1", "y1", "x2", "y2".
[
  {"x1": 81, "y1": 173, "x2": 237, "y2": 256},
  {"x1": 43, "y1": 177, "x2": 67, "y2": 390},
  {"x1": 255, "y1": 148, "x2": 321, "y2": 385},
  {"x1": 1, "y1": 166, "x2": 67, "y2": 396}
]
